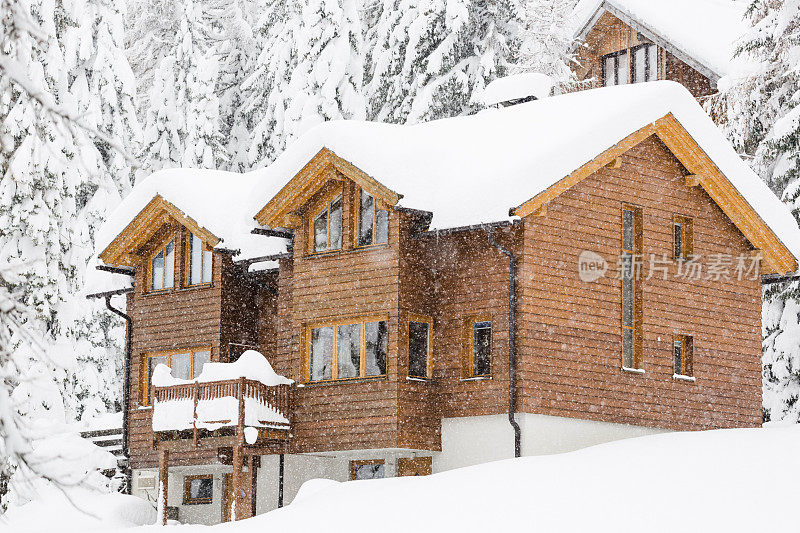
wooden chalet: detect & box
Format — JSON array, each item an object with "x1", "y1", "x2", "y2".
[
  {"x1": 93, "y1": 80, "x2": 800, "y2": 525},
  {"x1": 568, "y1": 0, "x2": 748, "y2": 98}
]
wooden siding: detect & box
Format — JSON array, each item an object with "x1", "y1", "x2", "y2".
[
  {"x1": 574, "y1": 11, "x2": 715, "y2": 98},
  {"x1": 518, "y1": 136, "x2": 762, "y2": 430},
  {"x1": 128, "y1": 226, "x2": 224, "y2": 469},
  {"x1": 286, "y1": 176, "x2": 403, "y2": 453}
]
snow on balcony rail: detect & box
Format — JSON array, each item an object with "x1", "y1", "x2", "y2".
[{"x1": 151, "y1": 351, "x2": 292, "y2": 433}]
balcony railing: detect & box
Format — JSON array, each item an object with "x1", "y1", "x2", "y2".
[{"x1": 152, "y1": 378, "x2": 292, "y2": 440}]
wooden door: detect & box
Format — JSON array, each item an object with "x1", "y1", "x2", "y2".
[
  {"x1": 222, "y1": 473, "x2": 233, "y2": 522},
  {"x1": 397, "y1": 457, "x2": 432, "y2": 477}
]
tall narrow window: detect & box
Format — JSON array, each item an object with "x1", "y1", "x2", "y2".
[
  {"x1": 621, "y1": 206, "x2": 643, "y2": 370},
  {"x1": 463, "y1": 315, "x2": 491, "y2": 378},
  {"x1": 311, "y1": 194, "x2": 342, "y2": 253},
  {"x1": 358, "y1": 189, "x2": 388, "y2": 247},
  {"x1": 188, "y1": 233, "x2": 213, "y2": 285},
  {"x1": 307, "y1": 318, "x2": 387, "y2": 381},
  {"x1": 673, "y1": 335, "x2": 694, "y2": 377},
  {"x1": 673, "y1": 215, "x2": 693, "y2": 260},
  {"x1": 632, "y1": 44, "x2": 658, "y2": 83},
  {"x1": 408, "y1": 318, "x2": 431, "y2": 379},
  {"x1": 150, "y1": 239, "x2": 175, "y2": 291},
  {"x1": 602, "y1": 50, "x2": 629, "y2": 86}
]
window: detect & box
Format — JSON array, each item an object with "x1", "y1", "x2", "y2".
[
  {"x1": 350, "y1": 460, "x2": 385, "y2": 480},
  {"x1": 184, "y1": 475, "x2": 213, "y2": 505},
  {"x1": 462, "y1": 315, "x2": 491, "y2": 378},
  {"x1": 632, "y1": 44, "x2": 657, "y2": 83},
  {"x1": 673, "y1": 335, "x2": 694, "y2": 377},
  {"x1": 358, "y1": 188, "x2": 388, "y2": 247},
  {"x1": 673, "y1": 215, "x2": 693, "y2": 260},
  {"x1": 408, "y1": 316, "x2": 432, "y2": 379},
  {"x1": 141, "y1": 347, "x2": 211, "y2": 405},
  {"x1": 150, "y1": 239, "x2": 175, "y2": 291},
  {"x1": 621, "y1": 206, "x2": 643, "y2": 370},
  {"x1": 310, "y1": 193, "x2": 342, "y2": 253},
  {"x1": 187, "y1": 233, "x2": 213, "y2": 285},
  {"x1": 307, "y1": 318, "x2": 387, "y2": 382},
  {"x1": 602, "y1": 50, "x2": 629, "y2": 86}
]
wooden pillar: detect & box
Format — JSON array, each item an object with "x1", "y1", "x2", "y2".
[
  {"x1": 250, "y1": 455, "x2": 259, "y2": 518},
  {"x1": 232, "y1": 444, "x2": 243, "y2": 521},
  {"x1": 158, "y1": 447, "x2": 169, "y2": 526}
]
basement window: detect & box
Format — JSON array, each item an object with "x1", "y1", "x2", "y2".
[
  {"x1": 350, "y1": 460, "x2": 385, "y2": 480},
  {"x1": 184, "y1": 475, "x2": 213, "y2": 505}
]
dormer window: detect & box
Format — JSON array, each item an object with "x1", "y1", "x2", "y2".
[
  {"x1": 358, "y1": 189, "x2": 388, "y2": 247},
  {"x1": 187, "y1": 233, "x2": 213, "y2": 285},
  {"x1": 150, "y1": 239, "x2": 175, "y2": 291},
  {"x1": 311, "y1": 194, "x2": 342, "y2": 253}
]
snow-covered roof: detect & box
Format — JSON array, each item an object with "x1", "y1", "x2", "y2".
[
  {"x1": 482, "y1": 73, "x2": 554, "y2": 106},
  {"x1": 97, "y1": 168, "x2": 288, "y2": 262},
  {"x1": 98, "y1": 81, "x2": 800, "y2": 272},
  {"x1": 245, "y1": 81, "x2": 800, "y2": 265},
  {"x1": 569, "y1": 0, "x2": 749, "y2": 80}
]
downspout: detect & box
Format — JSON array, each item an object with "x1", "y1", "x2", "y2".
[
  {"x1": 104, "y1": 295, "x2": 133, "y2": 494},
  {"x1": 277, "y1": 453, "x2": 285, "y2": 508},
  {"x1": 488, "y1": 226, "x2": 521, "y2": 458}
]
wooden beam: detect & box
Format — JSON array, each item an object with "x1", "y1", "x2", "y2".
[
  {"x1": 606, "y1": 157, "x2": 622, "y2": 169},
  {"x1": 158, "y1": 447, "x2": 169, "y2": 526},
  {"x1": 532, "y1": 203, "x2": 548, "y2": 217},
  {"x1": 685, "y1": 174, "x2": 702, "y2": 187},
  {"x1": 232, "y1": 444, "x2": 243, "y2": 521}
]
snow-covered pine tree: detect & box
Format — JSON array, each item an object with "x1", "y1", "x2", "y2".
[
  {"x1": 716, "y1": 0, "x2": 800, "y2": 422},
  {"x1": 240, "y1": 0, "x2": 365, "y2": 169},
  {"x1": 237, "y1": 0, "x2": 301, "y2": 168},
  {"x1": 137, "y1": 0, "x2": 226, "y2": 177},
  {"x1": 366, "y1": 0, "x2": 519, "y2": 124},
  {"x1": 514, "y1": 0, "x2": 576, "y2": 87}
]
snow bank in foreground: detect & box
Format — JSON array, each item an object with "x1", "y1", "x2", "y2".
[
  {"x1": 127, "y1": 426, "x2": 799, "y2": 532},
  {"x1": 4, "y1": 481, "x2": 156, "y2": 532}
]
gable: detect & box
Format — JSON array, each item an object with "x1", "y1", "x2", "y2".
[
  {"x1": 512, "y1": 115, "x2": 797, "y2": 275},
  {"x1": 254, "y1": 148, "x2": 402, "y2": 229},
  {"x1": 99, "y1": 195, "x2": 220, "y2": 267}
]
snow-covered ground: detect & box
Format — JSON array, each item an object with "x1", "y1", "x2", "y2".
[{"x1": 6, "y1": 425, "x2": 800, "y2": 532}]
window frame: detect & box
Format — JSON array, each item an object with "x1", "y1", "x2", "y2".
[
  {"x1": 355, "y1": 188, "x2": 389, "y2": 248},
  {"x1": 183, "y1": 474, "x2": 214, "y2": 505},
  {"x1": 673, "y1": 214, "x2": 694, "y2": 260},
  {"x1": 631, "y1": 43, "x2": 658, "y2": 83},
  {"x1": 621, "y1": 205, "x2": 643, "y2": 372},
  {"x1": 148, "y1": 237, "x2": 176, "y2": 293},
  {"x1": 303, "y1": 315, "x2": 389, "y2": 383},
  {"x1": 308, "y1": 189, "x2": 343, "y2": 255},
  {"x1": 185, "y1": 232, "x2": 214, "y2": 287},
  {"x1": 462, "y1": 313, "x2": 492, "y2": 379},
  {"x1": 601, "y1": 49, "x2": 629, "y2": 86},
  {"x1": 349, "y1": 459, "x2": 385, "y2": 481},
  {"x1": 673, "y1": 334, "x2": 694, "y2": 378},
  {"x1": 408, "y1": 314, "x2": 433, "y2": 380},
  {"x1": 140, "y1": 346, "x2": 212, "y2": 406}
]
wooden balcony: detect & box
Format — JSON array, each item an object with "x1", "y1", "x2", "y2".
[{"x1": 152, "y1": 378, "x2": 292, "y2": 445}]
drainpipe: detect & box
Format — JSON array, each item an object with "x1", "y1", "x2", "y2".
[
  {"x1": 277, "y1": 454, "x2": 285, "y2": 508},
  {"x1": 488, "y1": 226, "x2": 521, "y2": 458},
  {"x1": 104, "y1": 295, "x2": 133, "y2": 494}
]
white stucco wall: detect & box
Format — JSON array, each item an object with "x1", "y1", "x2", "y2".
[{"x1": 132, "y1": 413, "x2": 667, "y2": 524}]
